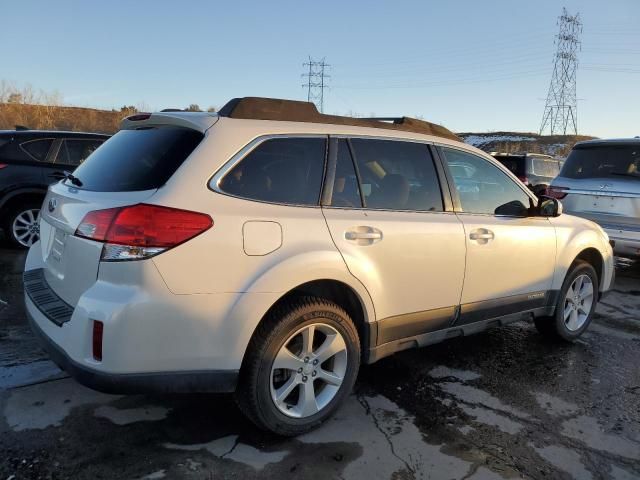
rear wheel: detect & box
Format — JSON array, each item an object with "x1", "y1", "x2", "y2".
[
  {"x1": 236, "y1": 297, "x2": 360, "y2": 436},
  {"x1": 4, "y1": 201, "x2": 42, "y2": 248},
  {"x1": 534, "y1": 261, "x2": 598, "y2": 341}
]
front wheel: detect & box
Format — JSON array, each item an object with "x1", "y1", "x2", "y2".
[
  {"x1": 236, "y1": 297, "x2": 360, "y2": 436},
  {"x1": 534, "y1": 260, "x2": 598, "y2": 341}
]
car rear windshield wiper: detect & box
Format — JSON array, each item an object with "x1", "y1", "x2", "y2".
[{"x1": 64, "y1": 171, "x2": 83, "y2": 187}]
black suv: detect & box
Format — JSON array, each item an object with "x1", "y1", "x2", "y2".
[
  {"x1": 0, "y1": 128, "x2": 109, "y2": 247},
  {"x1": 490, "y1": 152, "x2": 562, "y2": 196}
]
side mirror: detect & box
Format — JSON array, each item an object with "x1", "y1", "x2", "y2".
[{"x1": 537, "y1": 196, "x2": 563, "y2": 217}]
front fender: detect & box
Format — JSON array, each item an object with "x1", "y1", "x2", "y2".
[{"x1": 550, "y1": 215, "x2": 615, "y2": 292}]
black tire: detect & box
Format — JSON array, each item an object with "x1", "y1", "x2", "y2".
[
  {"x1": 236, "y1": 296, "x2": 360, "y2": 436},
  {"x1": 3, "y1": 200, "x2": 42, "y2": 249},
  {"x1": 534, "y1": 260, "x2": 598, "y2": 341}
]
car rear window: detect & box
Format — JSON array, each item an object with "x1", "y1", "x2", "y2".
[
  {"x1": 495, "y1": 157, "x2": 525, "y2": 176},
  {"x1": 532, "y1": 158, "x2": 560, "y2": 177},
  {"x1": 561, "y1": 145, "x2": 640, "y2": 180},
  {"x1": 70, "y1": 127, "x2": 203, "y2": 192}
]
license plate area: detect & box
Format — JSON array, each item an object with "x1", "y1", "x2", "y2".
[
  {"x1": 50, "y1": 228, "x2": 67, "y2": 263},
  {"x1": 44, "y1": 225, "x2": 68, "y2": 279},
  {"x1": 589, "y1": 195, "x2": 619, "y2": 213}
]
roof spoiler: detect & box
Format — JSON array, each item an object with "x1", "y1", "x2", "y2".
[{"x1": 218, "y1": 97, "x2": 460, "y2": 142}]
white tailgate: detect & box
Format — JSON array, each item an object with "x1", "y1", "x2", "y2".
[{"x1": 38, "y1": 182, "x2": 156, "y2": 306}]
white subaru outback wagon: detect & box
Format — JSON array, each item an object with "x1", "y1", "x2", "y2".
[{"x1": 25, "y1": 97, "x2": 614, "y2": 435}]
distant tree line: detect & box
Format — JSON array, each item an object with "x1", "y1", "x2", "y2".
[{"x1": 0, "y1": 80, "x2": 216, "y2": 134}]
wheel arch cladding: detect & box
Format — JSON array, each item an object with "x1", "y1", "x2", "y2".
[
  {"x1": 1, "y1": 189, "x2": 46, "y2": 213},
  {"x1": 574, "y1": 247, "x2": 604, "y2": 290},
  {"x1": 240, "y1": 279, "x2": 373, "y2": 372}
]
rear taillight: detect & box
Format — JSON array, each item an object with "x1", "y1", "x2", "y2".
[
  {"x1": 0, "y1": 163, "x2": 8, "y2": 169},
  {"x1": 75, "y1": 204, "x2": 212, "y2": 261},
  {"x1": 547, "y1": 186, "x2": 569, "y2": 200},
  {"x1": 517, "y1": 176, "x2": 529, "y2": 185}
]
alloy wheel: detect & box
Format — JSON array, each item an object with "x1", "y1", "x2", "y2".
[
  {"x1": 12, "y1": 208, "x2": 40, "y2": 247},
  {"x1": 563, "y1": 274, "x2": 594, "y2": 331},
  {"x1": 270, "y1": 323, "x2": 348, "y2": 418}
]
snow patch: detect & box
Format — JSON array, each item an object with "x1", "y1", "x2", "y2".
[{"x1": 462, "y1": 134, "x2": 536, "y2": 146}]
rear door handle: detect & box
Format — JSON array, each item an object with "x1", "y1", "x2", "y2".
[
  {"x1": 345, "y1": 231, "x2": 382, "y2": 240},
  {"x1": 345, "y1": 226, "x2": 383, "y2": 244},
  {"x1": 469, "y1": 228, "x2": 495, "y2": 242}
]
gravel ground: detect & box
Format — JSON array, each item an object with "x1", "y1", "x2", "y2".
[{"x1": 1, "y1": 247, "x2": 638, "y2": 480}]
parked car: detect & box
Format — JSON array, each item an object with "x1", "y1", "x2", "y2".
[
  {"x1": 491, "y1": 152, "x2": 562, "y2": 196},
  {"x1": 548, "y1": 137, "x2": 640, "y2": 258},
  {"x1": 24, "y1": 98, "x2": 614, "y2": 436},
  {"x1": 0, "y1": 128, "x2": 109, "y2": 247}
]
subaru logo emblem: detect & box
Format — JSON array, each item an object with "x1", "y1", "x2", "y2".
[{"x1": 48, "y1": 198, "x2": 57, "y2": 213}]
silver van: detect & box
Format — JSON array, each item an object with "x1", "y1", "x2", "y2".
[{"x1": 549, "y1": 138, "x2": 640, "y2": 258}]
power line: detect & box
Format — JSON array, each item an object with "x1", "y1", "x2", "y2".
[
  {"x1": 302, "y1": 57, "x2": 330, "y2": 112},
  {"x1": 539, "y1": 7, "x2": 582, "y2": 135},
  {"x1": 334, "y1": 68, "x2": 551, "y2": 90}
]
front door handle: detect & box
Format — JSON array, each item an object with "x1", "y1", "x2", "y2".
[
  {"x1": 345, "y1": 231, "x2": 382, "y2": 240},
  {"x1": 469, "y1": 228, "x2": 495, "y2": 243},
  {"x1": 345, "y1": 226, "x2": 383, "y2": 245}
]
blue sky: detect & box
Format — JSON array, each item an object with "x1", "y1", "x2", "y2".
[{"x1": 2, "y1": 0, "x2": 639, "y2": 137}]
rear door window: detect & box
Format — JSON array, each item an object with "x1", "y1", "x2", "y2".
[
  {"x1": 218, "y1": 137, "x2": 326, "y2": 206},
  {"x1": 71, "y1": 127, "x2": 203, "y2": 192},
  {"x1": 56, "y1": 139, "x2": 105, "y2": 166},
  {"x1": 329, "y1": 139, "x2": 363, "y2": 208},
  {"x1": 20, "y1": 139, "x2": 53, "y2": 161},
  {"x1": 561, "y1": 145, "x2": 640, "y2": 180},
  {"x1": 349, "y1": 138, "x2": 443, "y2": 211}
]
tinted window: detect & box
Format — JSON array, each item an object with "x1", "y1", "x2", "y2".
[
  {"x1": 561, "y1": 145, "x2": 640, "y2": 180},
  {"x1": 442, "y1": 147, "x2": 531, "y2": 216},
  {"x1": 219, "y1": 137, "x2": 326, "y2": 206},
  {"x1": 56, "y1": 139, "x2": 104, "y2": 166},
  {"x1": 350, "y1": 139, "x2": 443, "y2": 211},
  {"x1": 330, "y1": 139, "x2": 362, "y2": 208},
  {"x1": 20, "y1": 139, "x2": 53, "y2": 161},
  {"x1": 532, "y1": 158, "x2": 560, "y2": 177},
  {"x1": 496, "y1": 157, "x2": 525, "y2": 176},
  {"x1": 71, "y1": 127, "x2": 203, "y2": 192}
]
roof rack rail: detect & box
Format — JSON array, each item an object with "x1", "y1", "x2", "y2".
[
  {"x1": 160, "y1": 108, "x2": 184, "y2": 112},
  {"x1": 361, "y1": 117, "x2": 404, "y2": 123},
  {"x1": 217, "y1": 97, "x2": 460, "y2": 142},
  {"x1": 15, "y1": 125, "x2": 29, "y2": 131}
]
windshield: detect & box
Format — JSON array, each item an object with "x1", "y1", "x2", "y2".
[
  {"x1": 70, "y1": 127, "x2": 203, "y2": 192},
  {"x1": 561, "y1": 145, "x2": 640, "y2": 180}
]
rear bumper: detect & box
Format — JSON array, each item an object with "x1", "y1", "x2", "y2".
[
  {"x1": 27, "y1": 298, "x2": 238, "y2": 394},
  {"x1": 605, "y1": 233, "x2": 640, "y2": 258}
]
